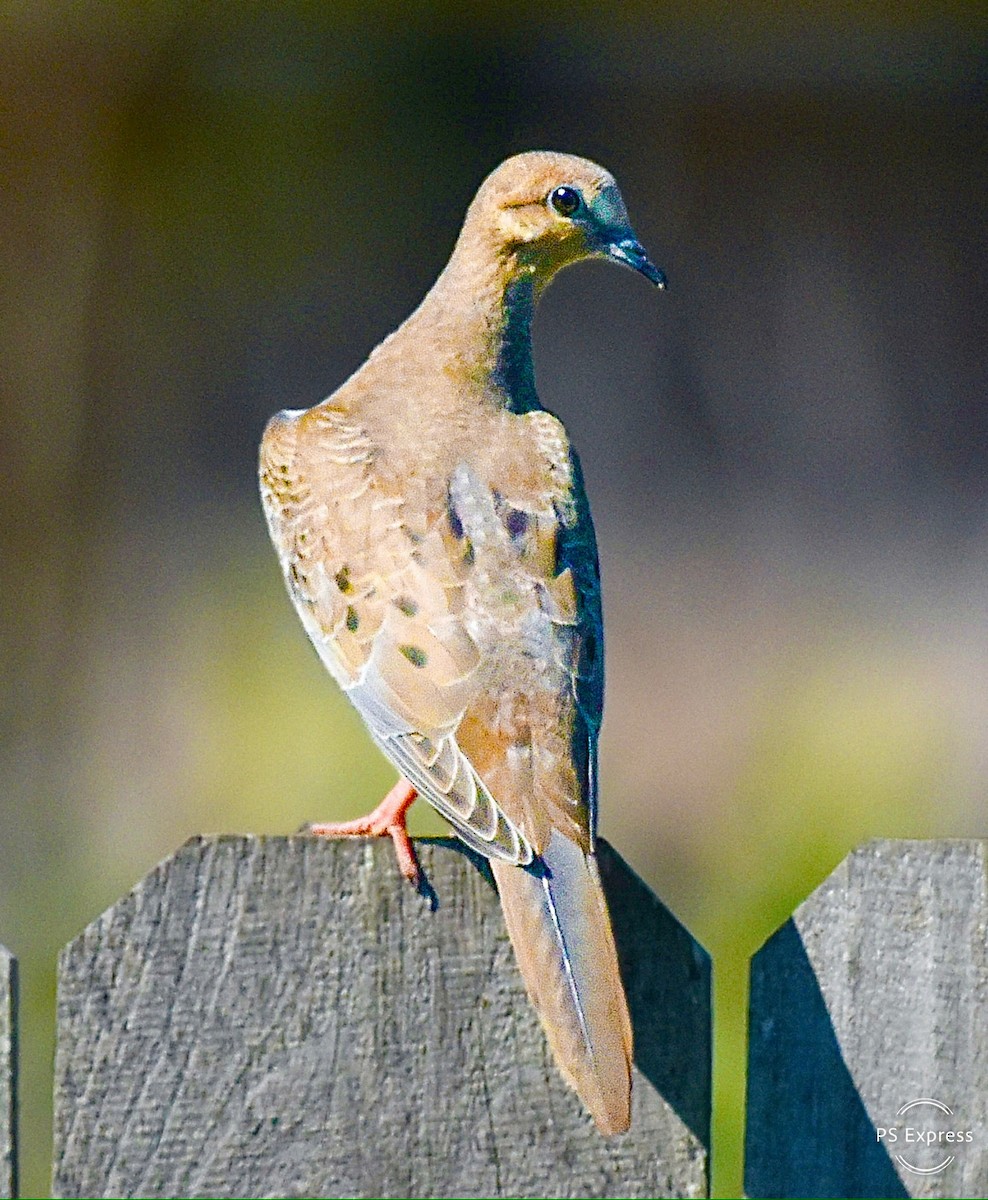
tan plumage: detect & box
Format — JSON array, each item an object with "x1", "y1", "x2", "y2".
[{"x1": 260, "y1": 151, "x2": 664, "y2": 1133}]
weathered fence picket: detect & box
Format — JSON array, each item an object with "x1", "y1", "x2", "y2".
[
  {"x1": 0, "y1": 946, "x2": 14, "y2": 1200},
  {"x1": 746, "y1": 838, "x2": 988, "y2": 1199},
  {"x1": 52, "y1": 836, "x2": 711, "y2": 1199}
]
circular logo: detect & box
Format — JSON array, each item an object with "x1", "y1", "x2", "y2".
[{"x1": 876, "y1": 1098, "x2": 974, "y2": 1176}]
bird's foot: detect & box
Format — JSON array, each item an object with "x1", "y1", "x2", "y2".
[{"x1": 307, "y1": 778, "x2": 422, "y2": 886}]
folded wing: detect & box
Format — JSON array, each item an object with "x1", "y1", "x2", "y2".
[{"x1": 259, "y1": 403, "x2": 533, "y2": 865}]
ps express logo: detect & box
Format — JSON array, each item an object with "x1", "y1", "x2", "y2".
[{"x1": 877, "y1": 1098, "x2": 974, "y2": 1176}]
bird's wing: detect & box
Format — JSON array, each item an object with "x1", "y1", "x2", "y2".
[
  {"x1": 259, "y1": 402, "x2": 533, "y2": 865},
  {"x1": 452, "y1": 417, "x2": 604, "y2": 856}
]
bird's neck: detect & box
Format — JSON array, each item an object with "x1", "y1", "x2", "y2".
[{"x1": 424, "y1": 236, "x2": 543, "y2": 413}]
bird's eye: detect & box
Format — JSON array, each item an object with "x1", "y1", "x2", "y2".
[{"x1": 549, "y1": 185, "x2": 582, "y2": 218}]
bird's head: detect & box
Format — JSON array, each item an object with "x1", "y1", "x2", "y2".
[{"x1": 464, "y1": 150, "x2": 666, "y2": 293}]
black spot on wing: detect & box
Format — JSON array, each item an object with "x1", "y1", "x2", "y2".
[
  {"x1": 447, "y1": 490, "x2": 465, "y2": 540},
  {"x1": 506, "y1": 508, "x2": 529, "y2": 539}
]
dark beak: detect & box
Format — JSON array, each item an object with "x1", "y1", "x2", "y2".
[{"x1": 606, "y1": 238, "x2": 667, "y2": 289}]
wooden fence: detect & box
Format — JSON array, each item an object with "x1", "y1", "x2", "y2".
[{"x1": 1, "y1": 837, "x2": 985, "y2": 1198}]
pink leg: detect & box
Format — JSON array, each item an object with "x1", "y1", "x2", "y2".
[{"x1": 308, "y1": 778, "x2": 421, "y2": 884}]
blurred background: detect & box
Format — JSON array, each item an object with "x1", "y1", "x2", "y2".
[{"x1": 2, "y1": 1, "x2": 986, "y2": 1193}]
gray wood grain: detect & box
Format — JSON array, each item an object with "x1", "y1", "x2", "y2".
[
  {"x1": 746, "y1": 838, "x2": 988, "y2": 1199},
  {"x1": 0, "y1": 946, "x2": 15, "y2": 1200},
  {"x1": 53, "y1": 836, "x2": 710, "y2": 1198}
]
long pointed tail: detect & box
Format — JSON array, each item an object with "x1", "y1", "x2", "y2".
[{"x1": 490, "y1": 834, "x2": 633, "y2": 1134}]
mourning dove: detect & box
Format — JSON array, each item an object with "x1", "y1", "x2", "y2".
[{"x1": 260, "y1": 150, "x2": 665, "y2": 1135}]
